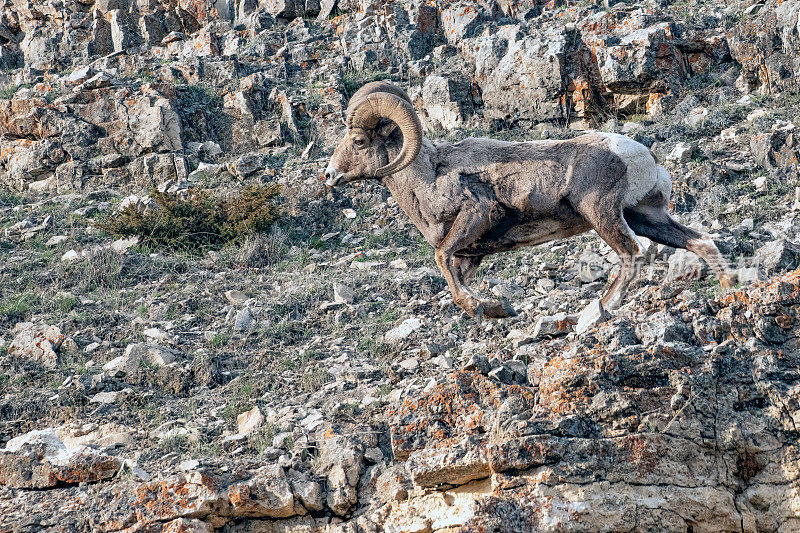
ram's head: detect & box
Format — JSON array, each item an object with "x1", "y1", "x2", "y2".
[{"x1": 324, "y1": 82, "x2": 423, "y2": 187}]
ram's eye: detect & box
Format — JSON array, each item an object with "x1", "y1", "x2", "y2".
[{"x1": 353, "y1": 137, "x2": 366, "y2": 147}]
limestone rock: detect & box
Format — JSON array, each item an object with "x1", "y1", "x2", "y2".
[
  {"x1": 237, "y1": 406, "x2": 264, "y2": 436},
  {"x1": 385, "y1": 318, "x2": 423, "y2": 342},
  {"x1": 421, "y1": 75, "x2": 476, "y2": 130},
  {"x1": 756, "y1": 239, "x2": 800, "y2": 274},
  {"x1": 103, "y1": 343, "x2": 178, "y2": 376},
  {"x1": 576, "y1": 299, "x2": 611, "y2": 335},
  {"x1": 532, "y1": 312, "x2": 576, "y2": 338},
  {"x1": 0, "y1": 428, "x2": 120, "y2": 488},
  {"x1": 225, "y1": 289, "x2": 248, "y2": 305},
  {"x1": 227, "y1": 464, "x2": 295, "y2": 518},
  {"x1": 480, "y1": 32, "x2": 567, "y2": 123},
  {"x1": 234, "y1": 307, "x2": 256, "y2": 332},
  {"x1": 8, "y1": 322, "x2": 63, "y2": 368},
  {"x1": 333, "y1": 282, "x2": 354, "y2": 304},
  {"x1": 441, "y1": 2, "x2": 486, "y2": 44},
  {"x1": 130, "y1": 472, "x2": 224, "y2": 524},
  {"x1": 291, "y1": 478, "x2": 323, "y2": 512},
  {"x1": 314, "y1": 435, "x2": 363, "y2": 516}
]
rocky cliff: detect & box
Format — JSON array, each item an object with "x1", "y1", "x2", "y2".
[{"x1": 1, "y1": 0, "x2": 800, "y2": 531}]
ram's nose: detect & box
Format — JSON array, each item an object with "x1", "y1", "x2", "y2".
[{"x1": 324, "y1": 167, "x2": 341, "y2": 187}]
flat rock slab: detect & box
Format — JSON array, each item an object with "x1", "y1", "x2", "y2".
[{"x1": 385, "y1": 318, "x2": 423, "y2": 342}]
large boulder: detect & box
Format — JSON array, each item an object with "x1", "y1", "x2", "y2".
[
  {"x1": 479, "y1": 30, "x2": 567, "y2": 123},
  {"x1": 0, "y1": 428, "x2": 120, "y2": 489}
]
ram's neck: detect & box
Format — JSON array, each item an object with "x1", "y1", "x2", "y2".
[{"x1": 380, "y1": 139, "x2": 446, "y2": 247}]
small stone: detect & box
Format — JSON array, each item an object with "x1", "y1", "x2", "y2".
[
  {"x1": 46, "y1": 235, "x2": 68, "y2": 247},
  {"x1": 234, "y1": 308, "x2": 256, "y2": 332},
  {"x1": 390, "y1": 258, "x2": 408, "y2": 269},
  {"x1": 491, "y1": 282, "x2": 522, "y2": 300},
  {"x1": 67, "y1": 65, "x2": 94, "y2": 84},
  {"x1": 576, "y1": 299, "x2": 611, "y2": 335},
  {"x1": 131, "y1": 343, "x2": 176, "y2": 366},
  {"x1": 237, "y1": 406, "x2": 263, "y2": 436},
  {"x1": 293, "y1": 479, "x2": 324, "y2": 511},
  {"x1": 670, "y1": 393, "x2": 686, "y2": 411},
  {"x1": 735, "y1": 218, "x2": 754, "y2": 235},
  {"x1": 350, "y1": 261, "x2": 385, "y2": 270},
  {"x1": 89, "y1": 391, "x2": 119, "y2": 404},
  {"x1": 272, "y1": 432, "x2": 292, "y2": 449},
  {"x1": 222, "y1": 433, "x2": 248, "y2": 451},
  {"x1": 61, "y1": 250, "x2": 79, "y2": 262},
  {"x1": 431, "y1": 355, "x2": 454, "y2": 369},
  {"x1": 399, "y1": 357, "x2": 419, "y2": 371},
  {"x1": 506, "y1": 329, "x2": 535, "y2": 348},
  {"x1": 385, "y1": 318, "x2": 423, "y2": 342},
  {"x1": 736, "y1": 267, "x2": 763, "y2": 284},
  {"x1": 179, "y1": 459, "x2": 200, "y2": 471},
  {"x1": 84, "y1": 72, "x2": 112, "y2": 90},
  {"x1": 103, "y1": 355, "x2": 138, "y2": 376},
  {"x1": 121, "y1": 459, "x2": 150, "y2": 482},
  {"x1": 666, "y1": 248, "x2": 705, "y2": 282},
  {"x1": 84, "y1": 342, "x2": 100, "y2": 353},
  {"x1": 488, "y1": 365, "x2": 513, "y2": 384},
  {"x1": 532, "y1": 312, "x2": 576, "y2": 338},
  {"x1": 685, "y1": 106, "x2": 708, "y2": 128},
  {"x1": 333, "y1": 282, "x2": 354, "y2": 304},
  {"x1": 110, "y1": 237, "x2": 138, "y2": 253},
  {"x1": 225, "y1": 290, "x2": 248, "y2": 305},
  {"x1": 668, "y1": 142, "x2": 695, "y2": 162},
  {"x1": 104, "y1": 343, "x2": 176, "y2": 376},
  {"x1": 463, "y1": 353, "x2": 491, "y2": 374},
  {"x1": 301, "y1": 412, "x2": 324, "y2": 432},
  {"x1": 506, "y1": 360, "x2": 528, "y2": 383},
  {"x1": 364, "y1": 447, "x2": 383, "y2": 464},
  {"x1": 755, "y1": 239, "x2": 800, "y2": 274},
  {"x1": 342, "y1": 208, "x2": 357, "y2": 219},
  {"x1": 143, "y1": 328, "x2": 169, "y2": 342}
]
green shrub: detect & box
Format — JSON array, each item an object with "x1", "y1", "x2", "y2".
[{"x1": 96, "y1": 186, "x2": 282, "y2": 252}]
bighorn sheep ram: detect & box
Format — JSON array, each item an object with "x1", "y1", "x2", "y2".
[{"x1": 324, "y1": 82, "x2": 736, "y2": 318}]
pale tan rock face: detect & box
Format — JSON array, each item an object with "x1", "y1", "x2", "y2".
[{"x1": 8, "y1": 322, "x2": 63, "y2": 368}]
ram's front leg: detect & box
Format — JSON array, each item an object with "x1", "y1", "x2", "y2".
[
  {"x1": 434, "y1": 206, "x2": 515, "y2": 318},
  {"x1": 435, "y1": 249, "x2": 484, "y2": 317},
  {"x1": 452, "y1": 255, "x2": 516, "y2": 318}
]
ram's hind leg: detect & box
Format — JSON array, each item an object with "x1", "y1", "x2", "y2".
[
  {"x1": 579, "y1": 201, "x2": 646, "y2": 311},
  {"x1": 624, "y1": 205, "x2": 737, "y2": 289}
]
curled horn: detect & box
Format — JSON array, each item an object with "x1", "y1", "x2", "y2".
[
  {"x1": 347, "y1": 91, "x2": 422, "y2": 178},
  {"x1": 346, "y1": 81, "x2": 413, "y2": 114}
]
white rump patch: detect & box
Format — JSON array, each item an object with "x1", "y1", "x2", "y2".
[{"x1": 597, "y1": 132, "x2": 663, "y2": 207}]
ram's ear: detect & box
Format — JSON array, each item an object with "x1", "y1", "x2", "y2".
[{"x1": 376, "y1": 118, "x2": 397, "y2": 138}]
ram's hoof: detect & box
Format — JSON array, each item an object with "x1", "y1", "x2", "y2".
[
  {"x1": 482, "y1": 299, "x2": 517, "y2": 319},
  {"x1": 719, "y1": 272, "x2": 738, "y2": 289}
]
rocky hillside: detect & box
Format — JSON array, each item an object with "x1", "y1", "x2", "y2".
[{"x1": 1, "y1": 0, "x2": 800, "y2": 531}]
